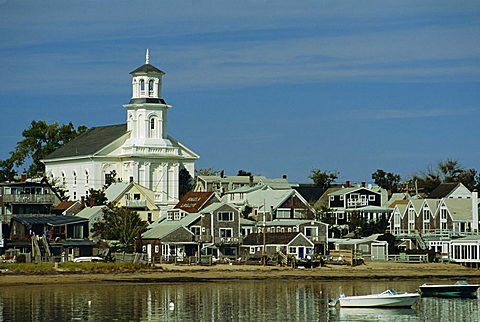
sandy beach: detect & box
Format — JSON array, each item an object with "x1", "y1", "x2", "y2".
[{"x1": 0, "y1": 262, "x2": 479, "y2": 286}]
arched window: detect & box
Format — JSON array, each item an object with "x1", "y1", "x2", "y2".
[
  {"x1": 85, "y1": 170, "x2": 89, "y2": 184},
  {"x1": 148, "y1": 80, "x2": 154, "y2": 96},
  {"x1": 149, "y1": 117, "x2": 157, "y2": 138},
  {"x1": 61, "y1": 172, "x2": 66, "y2": 185},
  {"x1": 73, "y1": 171, "x2": 77, "y2": 185},
  {"x1": 140, "y1": 79, "x2": 145, "y2": 94}
]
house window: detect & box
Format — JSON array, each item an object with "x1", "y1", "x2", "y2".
[
  {"x1": 147, "y1": 213, "x2": 152, "y2": 223},
  {"x1": 190, "y1": 226, "x2": 201, "y2": 236},
  {"x1": 338, "y1": 213, "x2": 344, "y2": 220},
  {"x1": 134, "y1": 193, "x2": 141, "y2": 200},
  {"x1": 288, "y1": 247, "x2": 296, "y2": 254},
  {"x1": 340, "y1": 195, "x2": 344, "y2": 201},
  {"x1": 154, "y1": 245, "x2": 160, "y2": 253},
  {"x1": 217, "y1": 212, "x2": 234, "y2": 221},
  {"x1": 174, "y1": 212, "x2": 181, "y2": 220},
  {"x1": 167, "y1": 213, "x2": 173, "y2": 220},
  {"x1": 219, "y1": 228, "x2": 233, "y2": 238},
  {"x1": 305, "y1": 227, "x2": 318, "y2": 237},
  {"x1": 276, "y1": 209, "x2": 290, "y2": 219},
  {"x1": 250, "y1": 247, "x2": 255, "y2": 254},
  {"x1": 369, "y1": 195, "x2": 375, "y2": 201},
  {"x1": 329, "y1": 196, "x2": 334, "y2": 201}
]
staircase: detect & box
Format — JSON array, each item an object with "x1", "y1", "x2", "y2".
[
  {"x1": 414, "y1": 233, "x2": 428, "y2": 250},
  {"x1": 277, "y1": 250, "x2": 288, "y2": 266}
]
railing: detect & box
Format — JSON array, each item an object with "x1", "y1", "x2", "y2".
[
  {"x1": 3, "y1": 194, "x2": 56, "y2": 204},
  {"x1": 122, "y1": 146, "x2": 179, "y2": 156},
  {"x1": 387, "y1": 254, "x2": 428, "y2": 263},
  {"x1": 126, "y1": 199, "x2": 147, "y2": 208},
  {"x1": 214, "y1": 237, "x2": 242, "y2": 244},
  {"x1": 346, "y1": 199, "x2": 367, "y2": 208}
]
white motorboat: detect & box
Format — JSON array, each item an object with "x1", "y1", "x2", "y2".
[{"x1": 336, "y1": 289, "x2": 420, "y2": 308}]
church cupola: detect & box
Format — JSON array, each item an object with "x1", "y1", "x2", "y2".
[{"x1": 129, "y1": 49, "x2": 165, "y2": 100}]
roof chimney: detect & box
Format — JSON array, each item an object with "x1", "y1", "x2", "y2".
[
  {"x1": 249, "y1": 175, "x2": 254, "y2": 187},
  {"x1": 361, "y1": 182, "x2": 366, "y2": 188},
  {"x1": 80, "y1": 196, "x2": 86, "y2": 210},
  {"x1": 346, "y1": 181, "x2": 350, "y2": 188}
]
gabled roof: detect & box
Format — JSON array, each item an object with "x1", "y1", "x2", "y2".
[
  {"x1": 197, "y1": 175, "x2": 295, "y2": 189},
  {"x1": 330, "y1": 186, "x2": 381, "y2": 196},
  {"x1": 104, "y1": 182, "x2": 130, "y2": 202},
  {"x1": 243, "y1": 189, "x2": 295, "y2": 211},
  {"x1": 422, "y1": 199, "x2": 440, "y2": 214},
  {"x1": 142, "y1": 213, "x2": 201, "y2": 239},
  {"x1": 44, "y1": 124, "x2": 127, "y2": 160},
  {"x1": 12, "y1": 215, "x2": 88, "y2": 226},
  {"x1": 52, "y1": 201, "x2": 77, "y2": 212},
  {"x1": 441, "y1": 198, "x2": 472, "y2": 221},
  {"x1": 200, "y1": 202, "x2": 237, "y2": 214},
  {"x1": 294, "y1": 184, "x2": 325, "y2": 204},
  {"x1": 174, "y1": 191, "x2": 218, "y2": 213},
  {"x1": 429, "y1": 183, "x2": 463, "y2": 199},
  {"x1": 263, "y1": 219, "x2": 327, "y2": 227},
  {"x1": 242, "y1": 232, "x2": 306, "y2": 245},
  {"x1": 76, "y1": 205, "x2": 106, "y2": 219}
]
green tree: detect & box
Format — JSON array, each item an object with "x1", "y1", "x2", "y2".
[
  {"x1": 179, "y1": 167, "x2": 195, "y2": 199},
  {"x1": 195, "y1": 167, "x2": 219, "y2": 176},
  {"x1": 1, "y1": 120, "x2": 87, "y2": 178},
  {"x1": 371, "y1": 169, "x2": 401, "y2": 194},
  {"x1": 88, "y1": 188, "x2": 108, "y2": 207},
  {"x1": 92, "y1": 206, "x2": 147, "y2": 252},
  {"x1": 309, "y1": 169, "x2": 338, "y2": 191}
]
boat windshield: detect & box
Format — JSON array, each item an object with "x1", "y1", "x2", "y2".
[
  {"x1": 380, "y1": 289, "x2": 398, "y2": 296},
  {"x1": 455, "y1": 280, "x2": 469, "y2": 286}
]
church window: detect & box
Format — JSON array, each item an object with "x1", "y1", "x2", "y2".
[
  {"x1": 85, "y1": 170, "x2": 89, "y2": 184},
  {"x1": 150, "y1": 118, "x2": 155, "y2": 130},
  {"x1": 73, "y1": 171, "x2": 77, "y2": 185},
  {"x1": 149, "y1": 117, "x2": 157, "y2": 138},
  {"x1": 105, "y1": 172, "x2": 113, "y2": 186},
  {"x1": 62, "y1": 172, "x2": 66, "y2": 185},
  {"x1": 148, "y1": 80, "x2": 154, "y2": 96},
  {"x1": 140, "y1": 80, "x2": 145, "y2": 94}
]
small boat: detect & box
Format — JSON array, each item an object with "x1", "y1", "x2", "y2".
[
  {"x1": 337, "y1": 289, "x2": 420, "y2": 308},
  {"x1": 419, "y1": 280, "x2": 480, "y2": 298}
]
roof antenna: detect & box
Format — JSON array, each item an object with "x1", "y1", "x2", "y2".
[{"x1": 145, "y1": 48, "x2": 150, "y2": 64}]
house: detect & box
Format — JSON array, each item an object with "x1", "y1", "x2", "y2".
[
  {"x1": 104, "y1": 182, "x2": 160, "y2": 223},
  {"x1": 322, "y1": 183, "x2": 390, "y2": 226},
  {"x1": 75, "y1": 205, "x2": 107, "y2": 239},
  {"x1": 42, "y1": 50, "x2": 199, "y2": 213},
  {"x1": 433, "y1": 198, "x2": 474, "y2": 236},
  {"x1": 194, "y1": 174, "x2": 294, "y2": 194},
  {"x1": 198, "y1": 202, "x2": 242, "y2": 259},
  {"x1": 449, "y1": 235, "x2": 480, "y2": 266},
  {"x1": 429, "y1": 182, "x2": 471, "y2": 199},
  {"x1": 294, "y1": 184, "x2": 326, "y2": 206},
  {"x1": 0, "y1": 178, "x2": 62, "y2": 224},
  {"x1": 240, "y1": 232, "x2": 314, "y2": 260},
  {"x1": 141, "y1": 213, "x2": 200, "y2": 263},
  {"x1": 256, "y1": 219, "x2": 328, "y2": 254},
  {"x1": 329, "y1": 234, "x2": 389, "y2": 262},
  {"x1": 224, "y1": 186, "x2": 315, "y2": 221}
]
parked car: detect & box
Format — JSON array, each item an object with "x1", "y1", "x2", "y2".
[{"x1": 73, "y1": 256, "x2": 104, "y2": 263}]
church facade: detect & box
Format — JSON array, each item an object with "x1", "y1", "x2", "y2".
[{"x1": 43, "y1": 50, "x2": 199, "y2": 212}]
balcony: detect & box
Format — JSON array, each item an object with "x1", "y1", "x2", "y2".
[
  {"x1": 125, "y1": 199, "x2": 147, "y2": 208},
  {"x1": 2, "y1": 194, "x2": 56, "y2": 204}
]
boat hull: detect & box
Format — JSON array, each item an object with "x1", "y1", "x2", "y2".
[
  {"x1": 339, "y1": 293, "x2": 420, "y2": 308},
  {"x1": 419, "y1": 285, "x2": 480, "y2": 298}
]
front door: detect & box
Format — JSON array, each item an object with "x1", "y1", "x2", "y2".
[{"x1": 298, "y1": 247, "x2": 304, "y2": 259}]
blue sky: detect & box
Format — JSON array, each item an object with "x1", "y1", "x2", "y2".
[{"x1": 0, "y1": 0, "x2": 479, "y2": 184}]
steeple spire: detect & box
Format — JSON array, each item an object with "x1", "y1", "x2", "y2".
[{"x1": 145, "y1": 48, "x2": 150, "y2": 65}]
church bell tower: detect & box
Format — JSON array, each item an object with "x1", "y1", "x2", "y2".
[{"x1": 123, "y1": 49, "x2": 172, "y2": 147}]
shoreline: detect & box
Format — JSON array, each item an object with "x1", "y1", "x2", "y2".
[{"x1": 1, "y1": 262, "x2": 479, "y2": 286}]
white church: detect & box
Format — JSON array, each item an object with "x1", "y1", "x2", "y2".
[{"x1": 43, "y1": 50, "x2": 199, "y2": 212}]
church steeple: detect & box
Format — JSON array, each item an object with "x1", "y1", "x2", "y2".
[
  {"x1": 124, "y1": 50, "x2": 171, "y2": 146},
  {"x1": 129, "y1": 49, "x2": 165, "y2": 100}
]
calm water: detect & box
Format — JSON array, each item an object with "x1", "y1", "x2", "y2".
[{"x1": 0, "y1": 279, "x2": 479, "y2": 321}]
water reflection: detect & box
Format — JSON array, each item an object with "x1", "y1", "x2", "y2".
[{"x1": 0, "y1": 280, "x2": 478, "y2": 321}]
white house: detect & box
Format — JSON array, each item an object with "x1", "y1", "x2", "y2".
[{"x1": 42, "y1": 50, "x2": 199, "y2": 213}]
